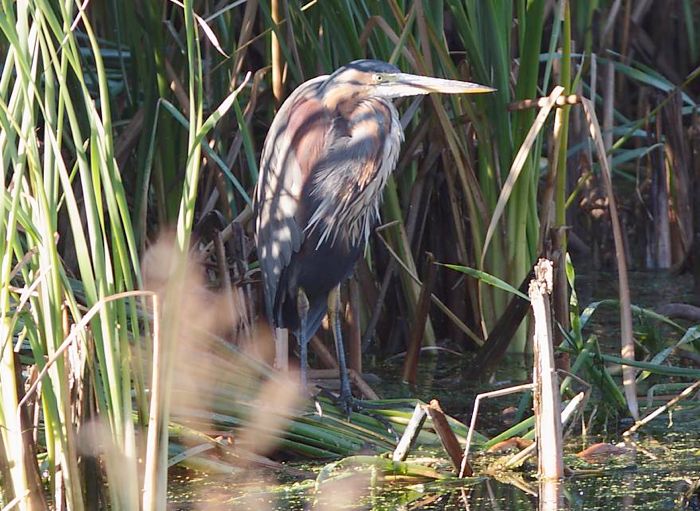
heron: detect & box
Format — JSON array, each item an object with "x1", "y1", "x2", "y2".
[{"x1": 255, "y1": 59, "x2": 493, "y2": 405}]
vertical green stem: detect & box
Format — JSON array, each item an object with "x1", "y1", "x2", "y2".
[{"x1": 555, "y1": 0, "x2": 572, "y2": 232}]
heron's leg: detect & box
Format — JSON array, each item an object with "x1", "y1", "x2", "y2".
[
  {"x1": 328, "y1": 285, "x2": 353, "y2": 404},
  {"x1": 297, "y1": 288, "x2": 310, "y2": 389}
]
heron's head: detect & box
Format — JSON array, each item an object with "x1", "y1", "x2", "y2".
[{"x1": 320, "y1": 59, "x2": 495, "y2": 101}]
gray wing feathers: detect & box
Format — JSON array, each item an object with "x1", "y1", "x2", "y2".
[{"x1": 254, "y1": 76, "x2": 327, "y2": 322}]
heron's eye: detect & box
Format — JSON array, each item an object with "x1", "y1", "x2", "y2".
[{"x1": 374, "y1": 74, "x2": 383, "y2": 83}]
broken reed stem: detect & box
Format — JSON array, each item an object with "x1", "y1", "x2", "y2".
[
  {"x1": 624, "y1": 379, "x2": 700, "y2": 437},
  {"x1": 425, "y1": 400, "x2": 469, "y2": 476},
  {"x1": 529, "y1": 259, "x2": 564, "y2": 480},
  {"x1": 459, "y1": 382, "x2": 534, "y2": 477},
  {"x1": 392, "y1": 404, "x2": 427, "y2": 462},
  {"x1": 273, "y1": 328, "x2": 289, "y2": 372}
]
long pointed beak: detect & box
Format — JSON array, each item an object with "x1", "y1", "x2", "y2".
[{"x1": 382, "y1": 73, "x2": 496, "y2": 98}]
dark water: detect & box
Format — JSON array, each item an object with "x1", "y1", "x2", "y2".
[
  {"x1": 167, "y1": 395, "x2": 700, "y2": 510},
  {"x1": 167, "y1": 358, "x2": 700, "y2": 510},
  {"x1": 356, "y1": 355, "x2": 699, "y2": 510},
  {"x1": 168, "y1": 271, "x2": 700, "y2": 510},
  {"x1": 373, "y1": 431, "x2": 700, "y2": 510}
]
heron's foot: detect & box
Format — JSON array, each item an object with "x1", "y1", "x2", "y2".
[
  {"x1": 335, "y1": 395, "x2": 399, "y2": 438},
  {"x1": 314, "y1": 389, "x2": 399, "y2": 437},
  {"x1": 317, "y1": 387, "x2": 362, "y2": 417},
  {"x1": 337, "y1": 392, "x2": 362, "y2": 418}
]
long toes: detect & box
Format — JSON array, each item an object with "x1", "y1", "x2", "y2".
[{"x1": 337, "y1": 393, "x2": 362, "y2": 417}]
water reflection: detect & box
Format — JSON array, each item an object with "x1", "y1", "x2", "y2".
[{"x1": 538, "y1": 479, "x2": 564, "y2": 510}]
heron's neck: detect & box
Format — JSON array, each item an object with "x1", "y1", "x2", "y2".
[{"x1": 305, "y1": 98, "x2": 403, "y2": 248}]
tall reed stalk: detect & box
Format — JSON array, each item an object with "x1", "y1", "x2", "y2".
[
  {"x1": 0, "y1": 1, "x2": 245, "y2": 508},
  {"x1": 0, "y1": 0, "x2": 146, "y2": 507}
]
